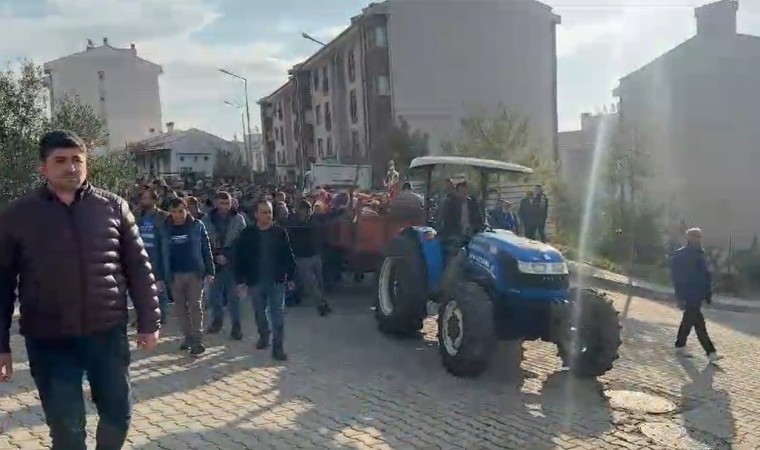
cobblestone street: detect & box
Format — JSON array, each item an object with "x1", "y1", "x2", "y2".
[{"x1": 1, "y1": 284, "x2": 758, "y2": 449}]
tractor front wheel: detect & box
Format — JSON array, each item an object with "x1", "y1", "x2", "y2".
[
  {"x1": 438, "y1": 281, "x2": 497, "y2": 378},
  {"x1": 552, "y1": 288, "x2": 622, "y2": 378}
]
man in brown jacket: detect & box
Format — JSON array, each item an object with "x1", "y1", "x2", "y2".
[{"x1": 0, "y1": 130, "x2": 161, "y2": 450}]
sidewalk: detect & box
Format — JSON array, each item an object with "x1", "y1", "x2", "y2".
[{"x1": 568, "y1": 261, "x2": 760, "y2": 312}]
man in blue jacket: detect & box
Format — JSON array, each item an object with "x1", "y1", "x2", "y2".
[
  {"x1": 669, "y1": 227, "x2": 721, "y2": 364},
  {"x1": 156, "y1": 197, "x2": 215, "y2": 356}
]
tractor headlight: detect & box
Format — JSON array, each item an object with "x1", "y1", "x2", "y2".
[{"x1": 517, "y1": 261, "x2": 568, "y2": 275}]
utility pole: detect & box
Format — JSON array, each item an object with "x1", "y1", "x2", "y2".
[{"x1": 219, "y1": 68, "x2": 254, "y2": 169}]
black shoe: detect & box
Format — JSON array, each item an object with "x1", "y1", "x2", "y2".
[
  {"x1": 206, "y1": 318, "x2": 223, "y2": 334},
  {"x1": 272, "y1": 346, "x2": 288, "y2": 361},
  {"x1": 317, "y1": 302, "x2": 332, "y2": 317},
  {"x1": 230, "y1": 324, "x2": 243, "y2": 341},
  {"x1": 255, "y1": 335, "x2": 269, "y2": 350},
  {"x1": 190, "y1": 343, "x2": 206, "y2": 356},
  {"x1": 179, "y1": 338, "x2": 191, "y2": 351}
]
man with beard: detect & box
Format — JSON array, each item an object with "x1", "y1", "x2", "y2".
[
  {"x1": 136, "y1": 188, "x2": 170, "y2": 323},
  {"x1": 202, "y1": 191, "x2": 247, "y2": 339}
]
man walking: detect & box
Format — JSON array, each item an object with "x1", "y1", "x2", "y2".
[
  {"x1": 202, "y1": 191, "x2": 247, "y2": 339},
  {"x1": 233, "y1": 200, "x2": 296, "y2": 361},
  {"x1": 670, "y1": 227, "x2": 721, "y2": 364},
  {"x1": 286, "y1": 200, "x2": 338, "y2": 316},
  {"x1": 0, "y1": 130, "x2": 160, "y2": 450},
  {"x1": 155, "y1": 197, "x2": 215, "y2": 356},
  {"x1": 136, "y1": 188, "x2": 170, "y2": 323}
]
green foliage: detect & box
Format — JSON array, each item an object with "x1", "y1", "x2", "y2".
[
  {"x1": 49, "y1": 94, "x2": 109, "y2": 149},
  {"x1": 0, "y1": 61, "x2": 138, "y2": 204},
  {"x1": 442, "y1": 104, "x2": 557, "y2": 191},
  {"x1": 0, "y1": 61, "x2": 48, "y2": 203},
  {"x1": 387, "y1": 116, "x2": 430, "y2": 172}
]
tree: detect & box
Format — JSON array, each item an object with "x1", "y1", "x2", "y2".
[
  {"x1": 442, "y1": 104, "x2": 558, "y2": 191},
  {"x1": 214, "y1": 148, "x2": 253, "y2": 180},
  {"x1": 387, "y1": 116, "x2": 430, "y2": 172},
  {"x1": 0, "y1": 61, "x2": 48, "y2": 204},
  {"x1": 0, "y1": 61, "x2": 139, "y2": 205},
  {"x1": 597, "y1": 122, "x2": 663, "y2": 264}
]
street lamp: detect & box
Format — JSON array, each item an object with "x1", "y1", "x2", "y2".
[
  {"x1": 301, "y1": 32, "x2": 327, "y2": 47},
  {"x1": 218, "y1": 68, "x2": 253, "y2": 163},
  {"x1": 223, "y1": 101, "x2": 249, "y2": 165}
]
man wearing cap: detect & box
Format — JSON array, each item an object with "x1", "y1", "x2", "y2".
[{"x1": 669, "y1": 227, "x2": 721, "y2": 364}]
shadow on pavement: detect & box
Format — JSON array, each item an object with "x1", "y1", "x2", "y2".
[{"x1": 678, "y1": 358, "x2": 735, "y2": 448}]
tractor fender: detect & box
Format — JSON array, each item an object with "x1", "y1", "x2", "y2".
[{"x1": 408, "y1": 226, "x2": 445, "y2": 292}]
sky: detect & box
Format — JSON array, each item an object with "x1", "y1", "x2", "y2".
[{"x1": 1, "y1": 0, "x2": 759, "y2": 139}]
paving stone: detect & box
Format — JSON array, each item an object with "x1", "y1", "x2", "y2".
[{"x1": 1, "y1": 290, "x2": 758, "y2": 449}]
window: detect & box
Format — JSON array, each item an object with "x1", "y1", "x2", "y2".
[
  {"x1": 204, "y1": 156, "x2": 209, "y2": 161},
  {"x1": 347, "y1": 50, "x2": 356, "y2": 83},
  {"x1": 280, "y1": 126, "x2": 285, "y2": 145},
  {"x1": 377, "y1": 75, "x2": 390, "y2": 96},
  {"x1": 315, "y1": 104, "x2": 322, "y2": 125},
  {"x1": 325, "y1": 102, "x2": 332, "y2": 131},
  {"x1": 194, "y1": 156, "x2": 198, "y2": 162},
  {"x1": 277, "y1": 103, "x2": 283, "y2": 120},
  {"x1": 326, "y1": 137, "x2": 333, "y2": 156},
  {"x1": 349, "y1": 90, "x2": 358, "y2": 123},
  {"x1": 313, "y1": 70, "x2": 319, "y2": 90},
  {"x1": 351, "y1": 130, "x2": 360, "y2": 156},
  {"x1": 179, "y1": 156, "x2": 185, "y2": 162},
  {"x1": 374, "y1": 26, "x2": 387, "y2": 47},
  {"x1": 275, "y1": 127, "x2": 280, "y2": 141},
  {"x1": 322, "y1": 66, "x2": 329, "y2": 93},
  {"x1": 317, "y1": 138, "x2": 324, "y2": 157}
]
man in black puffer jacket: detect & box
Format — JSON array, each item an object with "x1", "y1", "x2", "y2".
[
  {"x1": 0, "y1": 130, "x2": 160, "y2": 450},
  {"x1": 233, "y1": 200, "x2": 296, "y2": 361}
]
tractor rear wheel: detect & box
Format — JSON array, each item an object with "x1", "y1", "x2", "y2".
[
  {"x1": 552, "y1": 288, "x2": 622, "y2": 378},
  {"x1": 375, "y1": 235, "x2": 427, "y2": 337},
  {"x1": 438, "y1": 281, "x2": 497, "y2": 378}
]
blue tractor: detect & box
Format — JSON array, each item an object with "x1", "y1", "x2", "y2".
[{"x1": 375, "y1": 156, "x2": 622, "y2": 378}]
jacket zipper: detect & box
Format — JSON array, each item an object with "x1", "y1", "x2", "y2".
[{"x1": 67, "y1": 203, "x2": 87, "y2": 334}]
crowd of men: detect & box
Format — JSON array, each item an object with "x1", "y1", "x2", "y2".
[{"x1": 0, "y1": 129, "x2": 720, "y2": 450}]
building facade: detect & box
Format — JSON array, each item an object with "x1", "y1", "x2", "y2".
[
  {"x1": 558, "y1": 109, "x2": 619, "y2": 200},
  {"x1": 134, "y1": 127, "x2": 240, "y2": 178},
  {"x1": 43, "y1": 38, "x2": 164, "y2": 150},
  {"x1": 261, "y1": 0, "x2": 561, "y2": 186},
  {"x1": 614, "y1": 0, "x2": 760, "y2": 247}
]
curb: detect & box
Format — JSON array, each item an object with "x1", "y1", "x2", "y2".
[{"x1": 568, "y1": 263, "x2": 760, "y2": 314}]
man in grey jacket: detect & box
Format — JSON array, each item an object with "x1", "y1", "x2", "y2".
[{"x1": 202, "y1": 191, "x2": 247, "y2": 339}]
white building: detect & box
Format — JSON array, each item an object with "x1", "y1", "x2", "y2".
[
  {"x1": 384, "y1": 0, "x2": 560, "y2": 160},
  {"x1": 263, "y1": 0, "x2": 560, "y2": 185},
  {"x1": 614, "y1": 0, "x2": 760, "y2": 248},
  {"x1": 43, "y1": 38, "x2": 163, "y2": 150},
  {"x1": 133, "y1": 126, "x2": 240, "y2": 178}
]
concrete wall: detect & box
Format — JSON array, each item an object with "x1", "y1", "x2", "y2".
[
  {"x1": 45, "y1": 42, "x2": 163, "y2": 150},
  {"x1": 385, "y1": 0, "x2": 559, "y2": 158},
  {"x1": 617, "y1": 34, "x2": 760, "y2": 248}
]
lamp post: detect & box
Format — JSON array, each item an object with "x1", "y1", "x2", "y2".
[
  {"x1": 219, "y1": 68, "x2": 253, "y2": 163},
  {"x1": 301, "y1": 32, "x2": 327, "y2": 47},
  {"x1": 223, "y1": 101, "x2": 250, "y2": 169}
]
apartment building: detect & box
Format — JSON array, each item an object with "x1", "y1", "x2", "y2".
[
  {"x1": 261, "y1": 0, "x2": 560, "y2": 185},
  {"x1": 614, "y1": 0, "x2": 760, "y2": 247},
  {"x1": 43, "y1": 38, "x2": 163, "y2": 150}
]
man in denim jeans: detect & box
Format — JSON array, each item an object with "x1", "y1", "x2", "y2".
[
  {"x1": 0, "y1": 130, "x2": 160, "y2": 450},
  {"x1": 233, "y1": 200, "x2": 296, "y2": 361},
  {"x1": 202, "y1": 191, "x2": 247, "y2": 339},
  {"x1": 135, "y1": 188, "x2": 170, "y2": 323}
]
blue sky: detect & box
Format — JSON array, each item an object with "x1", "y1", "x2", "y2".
[{"x1": 1, "y1": 0, "x2": 759, "y2": 140}]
